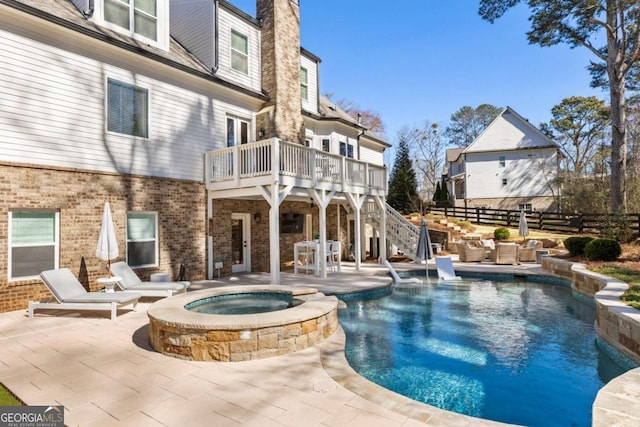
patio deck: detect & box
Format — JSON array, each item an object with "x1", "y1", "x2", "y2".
[{"x1": 0, "y1": 260, "x2": 635, "y2": 426}]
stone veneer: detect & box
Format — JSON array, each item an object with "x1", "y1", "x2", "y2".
[
  {"x1": 541, "y1": 256, "x2": 640, "y2": 363},
  {"x1": 256, "y1": 0, "x2": 304, "y2": 143},
  {"x1": 148, "y1": 286, "x2": 340, "y2": 361},
  {"x1": 0, "y1": 162, "x2": 207, "y2": 313}
]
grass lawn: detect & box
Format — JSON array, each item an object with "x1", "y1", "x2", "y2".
[{"x1": 0, "y1": 383, "x2": 22, "y2": 405}]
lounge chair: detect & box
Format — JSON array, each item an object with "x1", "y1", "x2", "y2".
[
  {"x1": 455, "y1": 241, "x2": 486, "y2": 262},
  {"x1": 28, "y1": 268, "x2": 140, "y2": 320},
  {"x1": 110, "y1": 262, "x2": 189, "y2": 297},
  {"x1": 435, "y1": 256, "x2": 462, "y2": 281},
  {"x1": 384, "y1": 260, "x2": 422, "y2": 284}
]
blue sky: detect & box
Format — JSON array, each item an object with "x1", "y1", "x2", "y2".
[{"x1": 230, "y1": 0, "x2": 606, "y2": 144}]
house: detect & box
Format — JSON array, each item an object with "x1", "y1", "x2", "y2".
[
  {"x1": 0, "y1": 0, "x2": 390, "y2": 313},
  {"x1": 443, "y1": 107, "x2": 559, "y2": 212}
]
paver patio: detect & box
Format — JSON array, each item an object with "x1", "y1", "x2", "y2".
[{"x1": 0, "y1": 260, "x2": 631, "y2": 426}]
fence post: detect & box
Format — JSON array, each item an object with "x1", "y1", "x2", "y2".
[
  {"x1": 506, "y1": 211, "x2": 511, "y2": 227},
  {"x1": 538, "y1": 212, "x2": 543, "y2": 230},
  {"x1": 445, "y1": 206, "x2": 448, "y2": 217},
  {"x1": 579, "y1": 214, "x2": 584, "y2": 234},
  {"x1": 476, "y1": 207, "x2": 480, "y2": 224}
]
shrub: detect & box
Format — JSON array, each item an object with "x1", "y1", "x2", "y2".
[
  {"x1": 563, "y1": 236, "x2": 595, "y2": 256},
  {"x1": 494, "y1": 227, "x2": 510, "y2": 240},
  {"x1": 584, "y1": 238, "x2": 622, "y2": 261},
  {"x1": 621, "y1": 284, "x2": 640, "y2": 310}
]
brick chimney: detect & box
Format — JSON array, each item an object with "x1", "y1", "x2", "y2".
[{"x1": 256, "y1": 0, "x2": 304, "y2": 143}]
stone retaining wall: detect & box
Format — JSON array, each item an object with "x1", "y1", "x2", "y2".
[{"x1": 541, "y1": 257, "x2": 640, "y2": 364}]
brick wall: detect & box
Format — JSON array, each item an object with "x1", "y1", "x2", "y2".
[{"x1": 0, "y1": 162, "x2": 207, "y2": 313}]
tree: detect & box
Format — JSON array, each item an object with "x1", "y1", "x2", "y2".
[
  {"x1": 543, "y1": 96, "x2": 609, "y2": 175},
  {"x1": 323, "y1": 93, "x2": 386, "y2": 135},
  {"x1": 387, "y1": 137, "x2": 419, "y2": 214},
  {"x1": 479, "y1": 0, "x2": 640, "y2": 214},
  {"x1": 397, "y1": 122, "x2": 447, "y2": 211},
  {"x1": 445, "y1": 104, "x2": 502, "y2": 147}
]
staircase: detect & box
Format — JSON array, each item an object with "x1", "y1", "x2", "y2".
[{"x1": 366, "y1": 203, "x2": 420, "y2": 262}]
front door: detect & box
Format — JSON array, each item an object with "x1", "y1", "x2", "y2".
[{"x1": 231, "y1": 213, "x2": 251, "y2": 273}]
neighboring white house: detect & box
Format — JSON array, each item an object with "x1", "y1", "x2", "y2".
[
  {"x1": 443, "y1": 107, "x2": 559, "y2": 211},
  {"x1": 0, "y1": 0, "x2": 389, "y2": 313}
]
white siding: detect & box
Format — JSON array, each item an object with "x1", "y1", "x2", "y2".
[
  {"x1": 216, "y1": 7, "x2": 261, "y2": 92},
  {"x1": 359, "y1": 146, "x2": 383, "y2": 166},
  {"x1": 0, "y1": 23, "x2": 258, "y2": 182},
  {"x1": 301, "y1": 55, "x2": 318, "y2": 115},
  {"x1": 465, "y1": 149, "x2": 557, "y2": 199},
  {"x1": 170, "y1": 0, "x2": 215, "y2": 70},
  {"x1": 466, "y1": 112, "x2": 554, "y2": 153}
]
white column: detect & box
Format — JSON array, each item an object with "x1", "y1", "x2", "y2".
[{"x1": 374, "y1": 196, "x2": 387, "y2": 262}]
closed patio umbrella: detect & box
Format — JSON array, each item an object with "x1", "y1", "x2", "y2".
[
  {"x1": 518, "y1": 209, "x2": 529, "y2": 242},
  {"x1": 96, "y1": 202, "x2": 119, "y2": 276},
  {"x1": 416, "y1": 219, "x2": 433, "y2": 281}
]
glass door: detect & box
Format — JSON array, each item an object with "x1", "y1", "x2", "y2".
[{"x1": 231, "y1": 213, "x2": 251, "y2": 273}]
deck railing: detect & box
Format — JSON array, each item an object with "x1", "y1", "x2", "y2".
[{"x1": 205, "y1": 138, "x2": 386, "y2": 194}]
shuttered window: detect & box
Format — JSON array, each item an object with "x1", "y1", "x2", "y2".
[
  {"x1": 126, "y1": 212, "x2": 158, "y2": 267},
  {"x1": 107, "y1": 78, "x2": 149, "y2": 138},
  {"x1": 104, "y1": 0, "x2": 158, "y2": 41},
  {"x1": 231, "y1": 30, "x2": 249, "y2": 74},
  {"x1": 9, "y1": 211, "x2": 59, "y2": 280},
  {"x1": 300, "y1": 67, "x2": 309, "y2": 100}
]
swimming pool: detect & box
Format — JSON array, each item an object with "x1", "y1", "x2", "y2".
[{"x1": 338, "y1": 278, "x2": 629, "y2": 427}]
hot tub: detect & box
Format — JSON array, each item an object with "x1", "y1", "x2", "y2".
[{"x1": 147, "y1": 286, "x2": 339, "y2": 362}]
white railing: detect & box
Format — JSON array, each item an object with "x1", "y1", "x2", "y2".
[
  {"x1": 367, "y1": 202, "x2": 420, "y2": 261},
  {"x1": 205, "y1": 138, "x2": 386, "y2": 194}
]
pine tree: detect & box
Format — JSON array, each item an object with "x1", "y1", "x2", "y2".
[
  {"x1": 432, "y1": 181, "x2": 442, "y2": 203},
  {"x1": 387, "y1": 138, "x2": 418, "y2": 214}
]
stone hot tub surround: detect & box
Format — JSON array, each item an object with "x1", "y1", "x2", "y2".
[{"x1": 148, "y1": 286, "x2": 339, "y2": 361}]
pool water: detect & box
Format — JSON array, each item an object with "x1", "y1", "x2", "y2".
[
  {"x1": 338, "y1": 279, "x2": 629, "y2": 427},
  {"x1": 185, "y1": 292, "x2": 303, "y2": 315}
]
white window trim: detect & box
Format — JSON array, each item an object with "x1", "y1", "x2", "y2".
[
  {"x1": 105, "y1": 77, "x2": 152, "y2": 140},
  {"x1": 126, "y1": 211, "x2": 159, "y2": 268},
  {"x1": 301, "y1": 66, "x2": 309, "y2": 101},
  {"x1": 8, "y1": 211, "x2": 60, "y2": 281},
  {"x1": 226, "y1": 114, "x2": 252, "y2": 146},
  {"x1": 230, "y1": 29, "x2": 249, "y2": 75},
  {"x1": 90, "y1": 0, "x2": 169, "y2": 51}
]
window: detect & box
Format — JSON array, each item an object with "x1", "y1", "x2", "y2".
[
  {"x1": 226, "y1": 116, "x2": 250, "y2": 147},
  {"x1": 322, "y1": 138, "x2": 330, "y2": 153},
  {"x1": 519, "y1": 204, "x2": 532, "y2": 211},
  {"x1": 104, "y1": 0, "x2": 158, "y2": 42},
  {"x1": 502, "y1": 178, "x2": 508, "y2": 186},
  {"x1": 499, "y1": 156, "x2": 506, "y2": 167},
  {"x1": 9, "y1": 211, "x2": 59, "y2": 280},
  {"x1": 126, "y1": 212, "x2": 158, "y2": 267},
  {"x1": 107, "y1": 78, "x2": 149, "y2": 138},
  {"x1": 340, "y1": 142, "x2": 354, "y2": 158},
  {"x1": 300, "y1": 67, "x2": 309, "y2": 100},
  {"x1": 231, "y1": 30, "x2": 249, "y2": 74}
]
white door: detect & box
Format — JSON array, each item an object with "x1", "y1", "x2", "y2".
[{"x1": 231, "y1": 213, "x2": 251, "y2": 273}]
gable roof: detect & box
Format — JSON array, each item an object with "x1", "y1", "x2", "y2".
[{"x1": 463, "y1": 106, "x2": 557, "y2": 154}]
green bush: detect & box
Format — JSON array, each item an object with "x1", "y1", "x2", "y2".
[
  {"x1": 621, "y1": 284, "x2": 640, "y2": 310},
  {"x1": 494, "y1": 227, "x2": 510, "y2": 240},
  {"x1": 564, "y1": 236, "x2": 595, "y2": 256},
  {"x1": 584, "y1": 238, "x2": 622, "y2": 261}
]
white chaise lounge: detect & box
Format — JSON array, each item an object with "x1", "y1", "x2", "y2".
[
  {"x1": 29, "y1": 268, "x2": 140, "y2": 320},
  {"x1": 110, "y1": 262, "x2": 189, "y2": 298},
  {"x1": 384, "y1": 260, "x2": 422, "y2": 284},
  {"x1": 435, "y1": 256, "x2": 462, "y2": 281}
]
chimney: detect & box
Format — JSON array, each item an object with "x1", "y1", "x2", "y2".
[{"x1": 256, "y1": 0, "x2": 304, "y2": 143}]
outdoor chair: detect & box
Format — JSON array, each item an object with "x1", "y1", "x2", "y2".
[
  {"x1": 518, "y1": 240, "x2": 543, "y2": 262},
  {"x1": 110, "y1": 262, "x2": 189, "y2": 298},
  {"x1": 455, "y1": 241, "x2": 486, "y2": 262},
  {"x1": 490, "y1": 242, "x2": 520, "y2": 265},
  {"x1": 28, "y1": 268, "x2": 141, "y2": 320},
  {"x1": 435, "y1": 256, "x2": 462, "y2": 281},
  {"x1": 384, "y1": 260, "x2": 422, "y2": 284}
]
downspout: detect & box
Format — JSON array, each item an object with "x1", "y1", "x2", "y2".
[
  {"x1": 356, "y1": 113, "x2": 365, "y2": 159},
  {"x1": 212, "y1": 0, "x2": 219, "y2": 73},
  {"x1": 82, "y1": 0, "x2": 94, "y2": 18}
]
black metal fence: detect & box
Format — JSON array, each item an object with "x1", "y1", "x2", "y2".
[{"x1": 430, "y1": 206, "x2": 640, "y2": 236}]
